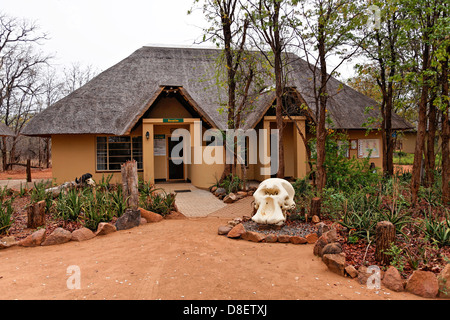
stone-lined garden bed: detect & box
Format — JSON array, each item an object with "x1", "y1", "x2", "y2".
[{"x1": 219, "y1": 215, "x2": 450, "y2": 299}]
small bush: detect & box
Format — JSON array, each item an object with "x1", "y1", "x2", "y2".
[{"x1": 0, "y1": 198, "x2": 14, "y2": 235}]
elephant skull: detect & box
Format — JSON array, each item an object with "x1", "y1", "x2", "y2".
[{"x1": 252, "y1": 178, "x2": 296, "y2": 226}]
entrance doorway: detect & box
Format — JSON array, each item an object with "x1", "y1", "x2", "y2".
[{"x1": 167, "y1": 135, "x2": 185, "y2": 180}]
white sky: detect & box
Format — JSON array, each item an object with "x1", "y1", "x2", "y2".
[
  {"x1": 0, "y1": 0, "x2": 210, "y2": 72},
  {"x1": 0, "y1": 0, "x2": 355, "y2": 79}
]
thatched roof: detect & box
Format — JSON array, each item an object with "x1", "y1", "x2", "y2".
[
  {"x1": 0, "y1": 122, "x2": 14, "y2": 136},
  {"x1": 22, "y1": 46, "x2": 412, "y2": 136}
]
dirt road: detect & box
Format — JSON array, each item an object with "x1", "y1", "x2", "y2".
[{"x1": 0, "y1": 216, "x2": 423, "y2": 301}]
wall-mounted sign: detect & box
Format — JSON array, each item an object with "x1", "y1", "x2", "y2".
[
  {"x1": 154, "y1": 134, "x2": 166, "y2": 156},
  {"x1": 163, "y1": 118, "x2": 184, "y2": 123},
  {"x1": 358, "y1": 139, "x2": 380, "y2": 158}
]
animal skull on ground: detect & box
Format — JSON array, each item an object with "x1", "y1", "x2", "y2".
[{"x1": 252, "y1": 178, "x2": 296, "y2": 226}]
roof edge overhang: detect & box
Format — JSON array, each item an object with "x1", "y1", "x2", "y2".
[{"x1": 122, "y1": 86, "x2": 218, "y2": 135}]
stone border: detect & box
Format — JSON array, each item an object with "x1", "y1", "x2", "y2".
[{"x1": 0, "y1": 207, "x2": 183, "y2": 250}]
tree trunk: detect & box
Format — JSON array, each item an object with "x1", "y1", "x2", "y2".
[
  {"x1": 121, "y1": 160, "x2": 139, "y2": 210},
  {"x1": 27, "y1": 200, "x2": 46, "y2": 228},
  {"x1": 411, "y1": 40, "x2": 431, "y2": 205},
  {"x1": 425, "y1": 99, "x2": 437, "y2": 187},
  {"x1": 26, "y1": 159, "x2": 32, "y2": 183},
  {"x1": 375, "y1": 221, "x2": 395, "y2": 265},
  {"x1": 310, "y1": 197, "x2": 322, "y2": 219},
  {"x1": 441, "y1": 44, "x2": 449, "y2": 205}
]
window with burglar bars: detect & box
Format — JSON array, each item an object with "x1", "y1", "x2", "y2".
[{"x1": 96, "y1": 136, "x2": 143, "y2": 171}]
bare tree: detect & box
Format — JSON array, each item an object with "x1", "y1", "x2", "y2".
[{"x1": 0, "y1": 12, "x2": 50, "y2": 170}]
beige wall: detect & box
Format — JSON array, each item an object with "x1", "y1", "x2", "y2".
[{"x1": 346, "y1": 130, "x2": 383, "y2": 170}]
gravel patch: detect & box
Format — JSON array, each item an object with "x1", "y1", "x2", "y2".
[{"x1": 242, "y1": 220, "x2": 317, "y2": 237}]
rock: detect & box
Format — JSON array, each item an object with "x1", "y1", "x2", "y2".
[
  {"x1": 277, "y1": 234, "x2": 291, "y2": 243},
  {"x1": 237, "y1": 191, "x2": 248, "y2": 197},
  {"x1": 382, "y1": 266, "x2": 404, "y2": 292},
  {"x1": 223, "y1": 193, "x2": 237, "y2": 203},
  {"x1": 211, "y1": 186, "x2": 218, "y2": 193},
  {"x1": 19, "y1": 229, "x2": 46, "y2": 247},
  {"x1": 313, "y1": 234, "x2": 329, "y2": 257},
  {"x1": 290, "y1": 236, "x2": 307, "y2": 244},
  {"x1": 95, "y1": 222, "x2": 117, "y2": 236},
  {"x1": 214, "y1": 187, "x2": 226, "y2": 196},
  {"x1": 323, "y1": 228, "x2": 337, "y2": 242},
  {"x1": 248, "y1": 190, "x2": 254, "y2": 196},
  {"x1": 242, "y1": 231, "x2": 266, "y2": 242},
  {"x1": 218, "y1": 225, "x2": 232, "y2": 235},
  {"x1": 41, "y1": 228, "x2": 72, "y2": 246},
  {"x1": 311, "y1": 215, "x2": 320, "y2": 223},
  {"x1": 305, "y1": 233, "x2": 318, "y2": 244},
  {"x1": 315, "y1": 222, "x2": 330, "y2": 237},
  {"x1": 242, "y1": 215, "x2": 252, "y2": 222},
  {"x1": 227, "y1": 223, "x2": 246, "y2": 238},
  {"x1": 322, "y1": 253, "x2": 346, "y2": 276},
  {"x1": 405, "y1": 270, "x2": 439, "y2": 298},
  {"x1": 71, "y1": 227, "x2": 96, "y2": 242},
  {"x1": 265, "y1": 234, "x2": 278, "y2": 243},
  {"x1": 165, "y1": 211, "x2": 186, "y2": 219},
  {"x1": 0, "y1": 236, "x2": 17, "y2": 249},
  {"x1": 357, "y1": 266, "x2": 370, "y2": 285},
  {"x1": 345, "y1": 265, "x2": 358, "y2": 279},
  {"x1": 140, "y1": 217, "x2": 147, "y2": 224},
  {"x1": 322, "y1": 242, "x2": 343, "y2": 255},
  {"x1": 115, "y1": 208, "x2": 142, "y2": 230},
  {"x1": 139, "y1": 208, "x2": 163, "y2": 223},
  {"x1": 227, "y1": 217, "x2": 243, "y2": 227},
  {"x1": 438, "y1": 264, "x2": 450, "y2": 299}
]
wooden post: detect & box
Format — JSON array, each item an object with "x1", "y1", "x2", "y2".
[
  {"x1": 375, "y1": 221, "x2": 396, "y2": 265},
  {"x1": 310, "y1": 197, "x2": 321, "y2": 219},
  {"x1": 26, "y1": 159, "x2": 32, "y2": 182},
  {"x1": 27, "y1": 200, "x2": 46, "y2": 228},
  {"x1": 121, "y1": 160, "x2": 139, "y2": 210}
]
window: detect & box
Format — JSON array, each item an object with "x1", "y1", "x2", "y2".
[{"x1": 96, "y1": 136, "x2": 143, "y2": 171}]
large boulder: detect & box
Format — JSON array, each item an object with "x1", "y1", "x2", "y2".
[
  {"x1": 19, "y1": 229, "x2": 46, "y2": 247},
  {"x1": 227, "y1": 223, "x2": 246, "y2": 238},
  {"x1": 322, "y1": 253, "x2": 346, "y2": 276},
  {"x1": 95, "y1": 222, "x2": 117, "y2": 236},
  {"x1": 242, "y1": 231, "x2": 266, "y2": 242},
  {"x1": 115, "y1": 208, "x2": 141, "y2": 230},
  {"x1": 139, "y1": 208, "x2": 163, "y2": 223},
  {"x1": 71, "y1": 227, "x2": 96, "y2": 242},
  {"x1": 322, "y1": 242, "x2": 343, "y2": 255},
  {"x1": 0, "y1": 236, "x2": 17, "y2": 249},
  {"x1": 405, "y1": 270, "x2": 439, "y2": 298},
  {"x1": 41, "y1": 228, "x2": 72, "y2": 246},
  {"x1": 382, "y1": 266, "x2": 404, "y2": 292}
]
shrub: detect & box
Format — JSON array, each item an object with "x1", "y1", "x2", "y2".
[
  {"x1": 140, "y1": 189, "x2": 176, "y2": 217},
  {"x1": 220, "y1": 174, "x2": 243, "y2": 194},
  {"x1": 420, "y1": 210, "x2": 450, "y2": 247},
  {"x1": 0, "y1": 198, "x2": 14, "y2": 235}
]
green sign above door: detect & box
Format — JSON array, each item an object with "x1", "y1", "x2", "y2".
[{"x1": 163, "y1": 118, "x2": 184, "y2": 123}]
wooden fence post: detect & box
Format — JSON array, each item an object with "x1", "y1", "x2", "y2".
[
  {"x1": 121, "y1": 160, "x2": 139, "y2": 210},
  {"x1": 375, "y1": 221, "x2": 396, "y2": 265},
  {"x1": 27, "y1": 200, "x2": 46, "y2": 228}
]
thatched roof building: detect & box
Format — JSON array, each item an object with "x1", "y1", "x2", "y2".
[
  {"x1": 22, "y1": 46, "x2": 412, "y2": 136},
  {"x1": 0, "y1": 122, "x2": 14, "y2": 137}
]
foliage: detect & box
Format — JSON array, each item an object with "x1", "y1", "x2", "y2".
[
  {"x1": 30, "y1": 180, "x2": 53, "y2": 213},
  {"x1": 420, "y1": 210, "x2": 450, "y2": 247},
  {"x1": 384, "y1": 243, "x2": 407, "y2": 272},
  {"x1": 139, "y1": 182, "x2": 176, "y2": 217},
  {"x1": 220, "y1": 174, "x2": 243, "y2": 194},
  {"x1": 0, "y1": 197, "x2": 14, "y2": 235}
]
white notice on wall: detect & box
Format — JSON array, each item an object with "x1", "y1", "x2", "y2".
[
  {"x1": 154, "y1": 136, "x2": 166, "y2": 156},
  {"x1": 358, "y1": 139, "x2": 380, "y2": 158}
]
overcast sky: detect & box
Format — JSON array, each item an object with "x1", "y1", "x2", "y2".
[
  {"x1": 1, "y1": 0, "x2": 356, "y2": 79},
  {"x1": 0, "y1": 0, "x2": 210, "y2": 72}
]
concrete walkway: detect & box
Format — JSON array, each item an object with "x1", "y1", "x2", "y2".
[
  {"x1": 0, "y1": 178, "x2": 51, "y2": 190},
  {"x1": 155, "y1": 182, "x2": 227, "y2": 218}
]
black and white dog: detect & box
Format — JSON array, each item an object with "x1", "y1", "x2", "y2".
[{"x1": 75, "y1": 173, "x2": 95, "y2": 186}]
